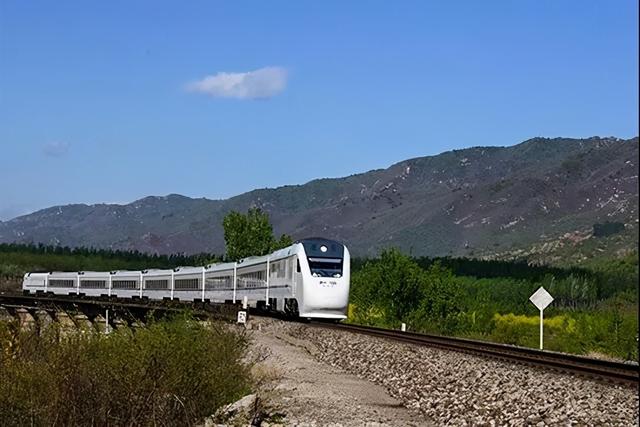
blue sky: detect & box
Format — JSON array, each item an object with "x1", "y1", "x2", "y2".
[{"x1": 0, "y1": 1, "x2": 638, "y2": 220}]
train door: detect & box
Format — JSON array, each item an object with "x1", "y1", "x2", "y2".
[{"x1": 292, "y1": 255, "x2": 302, "y2": 298}]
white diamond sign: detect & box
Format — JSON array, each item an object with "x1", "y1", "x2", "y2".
[
  {"x1": 529, "y1": 286, "x2": 554, "y2": 350},
  {"x1": 529, "y1": 286, "x2": 554, "y2": 311}
]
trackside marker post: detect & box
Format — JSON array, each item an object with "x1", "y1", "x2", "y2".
[
  {"x1": 237, "y1": 311, "x2": 247, "y2": 324},
  {"x1": 529, "y1": 286, "x2": 554, "y2": 350}
]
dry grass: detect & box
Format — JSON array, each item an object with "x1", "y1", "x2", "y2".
[{"x1": 0, "y1": 315, "x2": 254, "y2": 426}]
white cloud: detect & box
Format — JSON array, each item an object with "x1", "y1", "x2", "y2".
[
  {"x1": 186, "y1": 66, "x2": 288, "y2": 99},
  {"x1": 43, "y1": 141, "x2": 70, "y2": 157}
]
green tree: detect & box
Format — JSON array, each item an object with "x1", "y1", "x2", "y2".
[
  {"x1": 273, "y1": 234, "x2": 294, "y2": 251},
  {"x1": 350, "y1": 248, "x2": 427, "y2": 326},
  {"x1": 350, "y1": 250, "x2": 465, "y2": 332},
  {"x1": 409, "y1": 261, "x2": 464, "y2": 334},
  {"x1": 222, "y1": 208, "x2": 293, "y2": 261}
]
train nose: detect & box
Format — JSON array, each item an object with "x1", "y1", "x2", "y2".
[{"x1": 305, "y1": 278, "x2": 349, "y2": 310}]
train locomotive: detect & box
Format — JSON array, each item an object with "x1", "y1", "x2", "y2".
[{"x1": 22, "y1": 238, "x2": 350, "y2": 320}]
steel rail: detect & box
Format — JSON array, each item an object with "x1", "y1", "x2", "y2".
[{"x1": 310, "y1": 322, "x2": 639, "y2": 386}]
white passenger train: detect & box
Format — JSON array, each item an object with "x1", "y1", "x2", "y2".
[{"x1": 22, "y1": 238, "x2": 350, "y2": 319}]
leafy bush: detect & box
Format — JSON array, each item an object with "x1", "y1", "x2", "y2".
[
  {"x1": 489, "y1": 310, "x2": 638, "y2": 360},
  {"x1": 0, "y1": 316, "x2": 253, "y2": 426},
  {"x1": 491, "y1": 313, "x2": 576, "y2": 349}
]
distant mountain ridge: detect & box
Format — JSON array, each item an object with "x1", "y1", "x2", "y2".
[{"x1": 1, "y1": 136, "x2": 638, "y2": 261}]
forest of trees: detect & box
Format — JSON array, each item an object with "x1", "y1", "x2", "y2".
[{"x1": 349, "y1": 249, "x2": 639, "y2": 360}]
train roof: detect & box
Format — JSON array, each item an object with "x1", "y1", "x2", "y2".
[
  {"x1": 25, "y1": 237, "x2": 347, "y2": 276},
  {"x1": 236, "y1": 243, "x2": 300, "y2": 266},
  {"x1": 208, "y1": 262, "x2": 236, "y2": 271}
]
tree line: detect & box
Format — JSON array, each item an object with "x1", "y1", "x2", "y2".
[
  {"x1": 0, "y1": 207, "x2": 291, "y2": 280},
  {"x1": 0, "y1": 242, "x2": 220, "y2": 275},
  {"x1": 349, "y1": 248, "x2": 638, "y2": 360}
]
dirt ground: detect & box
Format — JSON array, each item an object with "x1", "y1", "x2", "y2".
[{"x1": 248, "y1": 319, "x2": 431, "y2": 426}]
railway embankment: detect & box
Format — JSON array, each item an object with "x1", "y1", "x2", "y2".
[
  {"x1": 293, "y1": 322, "x2": 639, "y2": 426},
  {"x1": 247, "y1": 316, "x2": 638, "y2": 426}
]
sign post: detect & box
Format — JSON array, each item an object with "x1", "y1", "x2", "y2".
[{"x1": 529, "y1": 286, "x2": 554, "y2": 350}]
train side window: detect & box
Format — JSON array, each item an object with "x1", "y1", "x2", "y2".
[{"x1": 296, "y1": 259, "x2": 301, "y2": 273}]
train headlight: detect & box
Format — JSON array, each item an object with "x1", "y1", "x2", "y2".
[{"x1": 320, "y1": 245, "x2": 328, "y2": 253}]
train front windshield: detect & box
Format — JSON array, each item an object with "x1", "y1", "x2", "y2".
[{"x1": 308, "y1": 257, "x2": 343, "y2": 278}]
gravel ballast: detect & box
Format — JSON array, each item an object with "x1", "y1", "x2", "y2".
[{"x1": 283, "y1": 322, "x2": 639, "y2": 426}]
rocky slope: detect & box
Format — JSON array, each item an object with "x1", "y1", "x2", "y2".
[{"x1": 1, "y1": 136, "x2": 637, "y2": 258}]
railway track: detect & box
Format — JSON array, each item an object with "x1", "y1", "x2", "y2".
[
  {"x1": 0, "y1": 293, "x2": 242, "y2": 323},
  {"x1": 310, "y1": 322, "x2": 640, "y2": 386}
]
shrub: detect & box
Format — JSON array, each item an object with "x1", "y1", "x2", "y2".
[
  {"x1": 489, "y1": 311, "x2": 638, "y2": 359},
  {"x1": 0, "y1": 315, "x2": 253, "y2": 426}
]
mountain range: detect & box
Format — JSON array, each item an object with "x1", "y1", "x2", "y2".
[{"x1": 1, "y1": 136, "x2": 638, "y2": 262}]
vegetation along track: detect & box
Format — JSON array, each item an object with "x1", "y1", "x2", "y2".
[
  {"x1": 310, "y1": 321, "x2": 640, "y2": 386},
  {"x1": 3, "y1": 294, "x2": 637, "y2": 386}
]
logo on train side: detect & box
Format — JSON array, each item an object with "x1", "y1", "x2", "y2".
[{"x1": 319, "y1": 280, "x2": 338, "y2": 287}]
